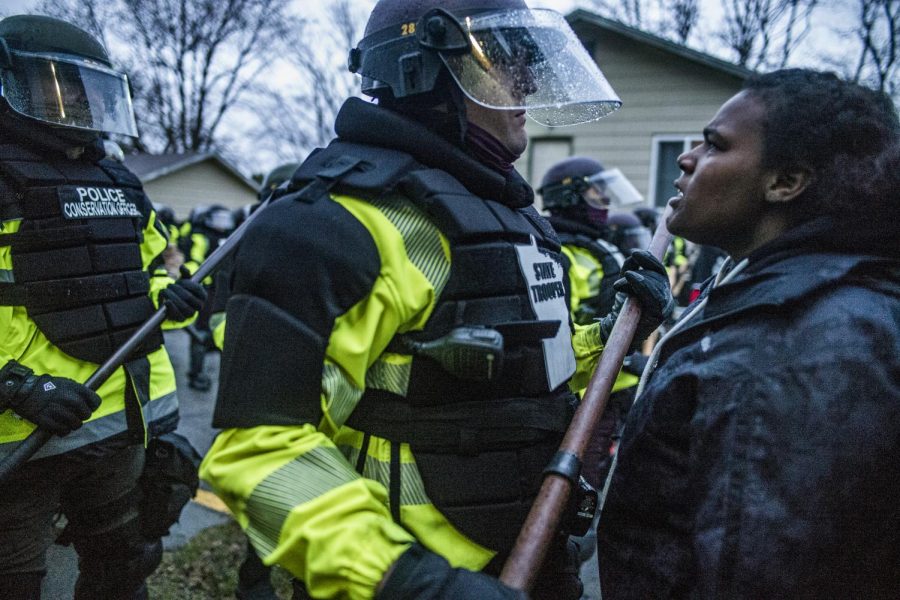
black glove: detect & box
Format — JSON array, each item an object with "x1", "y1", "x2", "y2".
[
  {"x1": 599, "y1": 249, "x2": 674, "y2": 344},
  {"x1": 377, "y1": 544, "x2": 527, "y2": 600},
  {"x1": 160, "y1": 266, "x2": 207, "y2": 321},
  {"x1": 0, "y1": 361, "x2": 101, "y2": 436},
  {"x1": 622, "y1": 352, "x2": 650, "y2": 376}
]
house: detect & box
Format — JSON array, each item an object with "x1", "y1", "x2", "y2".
[
  {"x1": 123, "y1": 152, "x2": 259, "y2": 221},
  {"x1": 519, "y1": 9, "x2": 753, "y2": 211}
]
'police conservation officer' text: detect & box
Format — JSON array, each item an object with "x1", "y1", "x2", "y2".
[{"x1": 59, "y1": 186, "x2": 142, "y2": 220}]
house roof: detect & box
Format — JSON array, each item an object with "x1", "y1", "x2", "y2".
[
  {"x1": 567, "y1": 9, "x2": 754, "y2": 81},
  {"x1": 123, "y1": 151, "x2": 259, "y2": 191}
]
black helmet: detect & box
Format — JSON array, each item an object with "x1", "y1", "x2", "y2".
[
  {"x1": 259, "y1": 162, "x2": 300, "y2": 199},
  {"x1": 192, "y1": 204, "x2": 235, "y2": 233},
  {"x1": 633, "y1": 207, "x2": 659, "y2": 232},
  {"x1": 606, "y1": 211, "x2": 651, "y2": 253},
  {"x1": 0, "y1": 15, "x2": 137, "y2": 137},
  {"x1": 200, "y1": 204, "x2": 236, "y2": 233},
  {"x1": 349, "y1": 0, "x2": 620, "y2": 126},
  {"x1": 152, "y1": 202, "x2": 176, "y2": 227},
  {"x1": 538, "y1": 156, "x2": 606, "y2": 210}
]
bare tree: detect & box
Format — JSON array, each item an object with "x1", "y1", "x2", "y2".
[
  {"x1": 38, "y1": 0, "x2": 298, "y2": 154},
  {"x1": 588, "y1": 0, "x2": 701, "y2": 43},
  {"x1": 717, "y1": 0, "x2": 819, "y2": 69},
  {"x1": 588, "y1": 0, "x2": 655, "y2": 30},
  {"x1": 851, "y1": 0, "x2": 899, "y2": 96},
  {"x1": 672, "y1": 0, "x2": 701, "y2": 43},
  {"x1": 259, "y1": 0, "x2": 373, "y2": 163}
]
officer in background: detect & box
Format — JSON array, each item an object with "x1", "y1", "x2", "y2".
[
  {"x1": 606, "y1": 211, "x2": 652, "y2": 256},
  {"x1": 180, "y1": 204, "x2": 235, "y2": 391},
  {"x1": 537, "y1": 157, "x2": 649, "y2": 491},
  {"x1": 0, "y1": 16, "x2": 206, "y2": 599},
  {"x1": 201, "y1": 1, "x2": 673, "y2": 598}
]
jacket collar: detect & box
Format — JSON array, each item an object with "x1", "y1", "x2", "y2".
[
  {"x1": 334, "y1": 98, "x2": 534, "y2": 209},
  {"x1": 705, "y1": 255, "x2": 896, "y2": 328}
]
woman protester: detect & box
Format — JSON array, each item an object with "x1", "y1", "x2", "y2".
[{"x1": 597, "y1": 68, "x2": 900, "y2": 599}]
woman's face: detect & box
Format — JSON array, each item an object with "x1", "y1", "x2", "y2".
[{"x1": 667, "y1": 91, "x2": 785, "y2": 259}]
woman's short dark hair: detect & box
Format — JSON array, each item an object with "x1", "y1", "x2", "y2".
[{"x1": 742, "y1": 69, "x2": 899, "y2": 222}]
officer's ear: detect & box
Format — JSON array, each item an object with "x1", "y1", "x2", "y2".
[{"x1": 763, "y1": 168, "x2": 810, "y2": 204}]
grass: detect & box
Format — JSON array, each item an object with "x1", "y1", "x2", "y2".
[{"x1": 147, "y1": 521, "x2": 295, "y2": 599}]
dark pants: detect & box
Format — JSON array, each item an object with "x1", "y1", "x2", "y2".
[
  {"x1": 189, "y1": 284, "x2": 217, "y2": 382},
  {"x1": 0, "y1": 441, "x2": 161, "y2": 600}
]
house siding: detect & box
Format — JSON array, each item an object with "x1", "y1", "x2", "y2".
[
  {"x1": 142, "y1": 160, "x2": 258, "y2": 221},
  {"x1": 520, "y1": 24, "x2": 745, "y2": 210}
]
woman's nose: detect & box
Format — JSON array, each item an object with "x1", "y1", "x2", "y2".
[{"x1": 677, "y1": 150, "x2": 693, "y2": 173}]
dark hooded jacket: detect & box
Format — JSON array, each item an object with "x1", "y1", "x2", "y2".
[{"x1": 597, "y1": 215, "x2": 900, "y2": 599}]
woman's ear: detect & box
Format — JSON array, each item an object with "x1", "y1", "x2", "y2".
[{"x1": 764, "y1": 169, "x2": 811, "y2": 204}]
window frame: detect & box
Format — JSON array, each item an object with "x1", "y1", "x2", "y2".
[{"x1": 648, "y1": 134, "x2": 702, "y2": 208}]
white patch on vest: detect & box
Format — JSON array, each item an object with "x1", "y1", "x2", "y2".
[
  {"x1": 42, "y1": 381, "x2": 57, "y2": 392},
  {"x1": 515, "y1": 235, "x2": 576, "y2": 390},
  {"x1": 59, "y1": 186, "x2": 142, "y2": 219},
  {"x1": 700, "y1": 335, "x2": 712, "y2": 353}
]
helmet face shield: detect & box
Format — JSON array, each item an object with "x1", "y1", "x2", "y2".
[
  {"x1": 588, "y1": 168, "x2": 643, "y2": 208},
  {"x1": 440, "y1": 9, "x2": 620, "y2": 126},
  {"x1": 0, "y1": 50, "x2": 138, "y2": 137}
]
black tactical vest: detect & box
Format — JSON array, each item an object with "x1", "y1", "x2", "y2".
[
  {"x1": 555, "y1": 229, "x2": 624, "y2": 324},
  {"x1": 293, "y1": 141, "x2": 578, "y2": 556},
  {"x1": 0, "y1": 141, "x2": 161, "y2": 364}
]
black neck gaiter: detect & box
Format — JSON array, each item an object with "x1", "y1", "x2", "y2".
[{"x1": 465, "y1": 121, "x2": 518, "y2": 175}]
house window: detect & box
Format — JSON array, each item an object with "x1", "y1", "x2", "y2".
[
  {"x1": 649, "y1": 136, "x2": 702, "y2": 208},
  {"x1": 527, "y1": 137, "x2": 573, "y2": 209}
]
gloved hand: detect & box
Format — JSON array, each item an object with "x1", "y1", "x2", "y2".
[
  {"x1": 160, "y1": 266, "x2": 207, "y2": 321},
  {"x1": 622, "y1": 352, "x2": 650, "y2": 376},
  {"x1": 0, "y1": 361, "x2": 101, "y2": 436},
  {"x1": 377, "y1": 544, "x2": 528, "y2": 600},
  {"x1": 599, "y1": 249, "x2": 674, "y2": 344}
]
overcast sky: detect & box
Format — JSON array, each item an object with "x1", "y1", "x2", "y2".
[
  {"x1": 1, "y1": 0, "x2": 864, "y2": 174},
  {"x1": 3, "y1": 0, "x2": 855, "y2": 70}
]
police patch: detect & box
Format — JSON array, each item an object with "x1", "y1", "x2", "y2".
[
  {"x1": 515, "y1": 235, "x2": 576, "y2": 390},
  {"x1": 58, "y1": 185, "x2": 142, "y2": 219}
]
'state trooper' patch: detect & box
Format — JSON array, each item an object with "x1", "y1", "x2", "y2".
[
  {"x1": 515, "y1": 235, "x2": 576, "y2": 390},
  {"x1": 58, "y1": 185, "x2": 142, "y2": 219}
]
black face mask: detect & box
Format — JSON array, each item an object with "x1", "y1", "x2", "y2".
[{"x1": 465, "y1": 121, "x2": 518, "y2": 175}]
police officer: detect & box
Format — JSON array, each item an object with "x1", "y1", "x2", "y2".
[
  {"x1": 201, "y1": 1, "x2": 672, "y2": 598},
  {"x1": 537, "y1": 158, "x2": 658, "y2": 490},
  {"x1": 606, "y1": 212, "x2": 652, "y2": 256},
  {"x1": 181, "y1": 203, "x2": 235, "y2": 390},
  {"x1": 0, "y1": 15, "x2": 206, "y2": 600}
]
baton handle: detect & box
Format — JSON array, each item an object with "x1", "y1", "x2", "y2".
[{"x1": 500, "y1": 208, "x2": 673, "y2": 591}]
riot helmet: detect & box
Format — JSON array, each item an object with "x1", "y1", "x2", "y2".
[
  {"x1": 539, "y1": 156, "x2": 643, "y2": 211},
  {"x1": 606, "y1": 211, "x2": 651, "y2": 254},
  {"x1": 152, "y1": 202, "x2": 177, "y2": 229},
  {"x1": 349, "y1": 0, "x2": 620, "y2": 127},
  {"x1": 0, "y1": 15, "x2": 138, "y2": 137},
  {"x1": 539, "y1": 156, "x2": 608, "y2": 211},
  {"x1": 259, "y1": 162, "x2": 300, "y2": 200},
  {"x1": 633, "y1": 207, "x2": 659, "y2": 233},
  {"x1": 201, "y1": 205, "x2": 236, "y2": 234}
]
